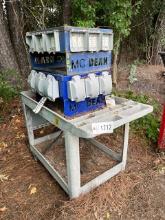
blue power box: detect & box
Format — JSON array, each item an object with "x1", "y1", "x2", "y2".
[
  {"x1": 26, "y1": 26, "x2": 113, "y2": 117},
  {"x1": 39, "y1": 71, "x2": 106, "y2": 117}
]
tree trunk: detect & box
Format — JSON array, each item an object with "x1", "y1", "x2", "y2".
[
  {"x1": 0, "y1": 1, "x2": 19, "y2": 72},
  {"x1": 112, "y1": 36, "x2": 121, "y2": 85},
  {"x1": 112, "y1": 52, "x2": 118, "y2": 85},
  {"x1": 151, "y1": 7, "x2": 165, "y2": 64},
  {"x1": 63, "y1": 0, "x2": 71, "y2": 25},
  {"x1": 6, "y1": 0, "x2": 30, "y2": 76}
]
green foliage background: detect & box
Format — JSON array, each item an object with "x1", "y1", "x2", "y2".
[
  {"x1": 114, "y1": 90, "x2": 161, "y2": 144},
  {"x1": 70, "y1": 0, "x2": 164, "y2": 58},
  {"x1": 0, "y1": 70, "x2": 22, "y2": 101},
  {"x1": 0, "y1": 0, "x2": 163, "y2": 142}
]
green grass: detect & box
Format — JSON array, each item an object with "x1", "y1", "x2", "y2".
[
  {"x1": 113, "y1": 90, "x2": 161, "y2": 144},
  {"x1": 0, "y1": 69, "x2": 23, "y2": 123},
  {"x1": 0, "y1": 69, "x2": 22, "y2": 102}
]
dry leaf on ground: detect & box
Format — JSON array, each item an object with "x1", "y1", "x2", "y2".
[
  {"x1": 0, "y1": 142, "x2": 8, "y2": 149},
  {"x1": 29, "y1": 186, "x2": 37, "y2": 195},
  {"x1": 106, "y1": 212, "x2": 110, "y2": 219},
  {"x1": 158, "y1": 166, "x2": 165, "y2": 175},
  {"x1": 0, "y1": 174, "x2": 9, "y2": 182},
  {"x1": 0, "y1": 206, "x2": 7, "y2": 212},
  {"x1": 15, "y1": 119, "x2": 21, "y2": 123},
  {"x1": 40, "y1": 130, "x2": 44, "y2": 134},
  {"x1": 16, "y1": 133, "x2": 25, "y2": 139}
]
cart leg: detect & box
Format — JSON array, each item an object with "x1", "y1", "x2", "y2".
[
  {"x1": 23, "y1": 104, "x2": 35, "y2": 146},
  {"x1": 122, "y1": 123, "x2": 129, "y2": 170},
  {"x1": 65, "y1": 131, "x2": 81, "y2": 199}
]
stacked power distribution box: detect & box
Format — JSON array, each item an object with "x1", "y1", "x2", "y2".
[{"x1": 26, "y1": 26, "x2": 113, "y2": 117}]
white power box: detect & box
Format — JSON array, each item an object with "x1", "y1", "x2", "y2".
[
  {"x1": 46, "y1": 75, "x2": 59, "y2": 101},
  {"x1": 67, "y1": 75, "x2": 86, "y2": 102},
  {"x1": 28, "y1": 70, "x2": 59, "y2": 101},
  {"x1": 28, "y1": 70, "x2": 37, "y2": 92},
  {"x1": 85, "y1": 73, "x2": 100, "y2": 98},
  {"x1": 37, "y1": 72, "x2": 47, "y2": 96},
  {"x1": 99, "y1": 71, "x2": 112, "y2": 95}
]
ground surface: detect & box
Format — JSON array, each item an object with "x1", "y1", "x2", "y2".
[
  {"x1": 0, "y1": 64, "x2": 165, "y2": 220},
  {"x1": 117, "y1": 64, "x2": 165, "y2": 104}
]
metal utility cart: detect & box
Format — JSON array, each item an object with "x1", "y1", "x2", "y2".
[
  {"x1": 21, "y1": 91, "x2": 152, "y2": 198},
  {"x1": 22, "y1": 26, "x2": 153, "y2": 198}
]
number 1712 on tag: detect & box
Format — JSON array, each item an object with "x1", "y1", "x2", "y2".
[{"x1": 92, "y1": 122, "x2": 114, "y2": 134}]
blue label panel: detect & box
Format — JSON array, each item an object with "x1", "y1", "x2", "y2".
[
  {"x1": 30, "y1": 53, "x2": 66, "y2": 69},
  {"x1": 30, "y1": 51, "x2": 112, "y2": 75},
  {"x1": 67, "y1": 51, "x2": 112, "y2": 75}
]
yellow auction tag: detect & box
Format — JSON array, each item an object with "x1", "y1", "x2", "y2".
[{"x1": 54, "y1": 117, "x2": 60, "y2": 127}]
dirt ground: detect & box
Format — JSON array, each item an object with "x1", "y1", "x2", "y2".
[
  {"x1": 117, "y1": 64, "x2": 165, "y2": 104},
  {"x1": 0, "y1": 64, "x2": 165, "y2": 220}
]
